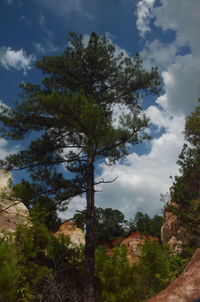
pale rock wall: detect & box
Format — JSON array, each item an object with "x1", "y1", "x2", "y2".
[
  {"x1": 0, "y1": 170, "x2": 30, "y2": 232},
  {"x1": 0, "y1": 199, "x2": 30, "y2": 232},
  {"x1": 55, "y1": 220, "x2": 85, "y2": 247},
  {"x1": 161, "y1": 202, "x2": 188, "y2": 253}
]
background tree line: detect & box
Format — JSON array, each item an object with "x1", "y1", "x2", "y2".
[{"x1": 73, "y1": 207, "x2": 163, "y2": 243}]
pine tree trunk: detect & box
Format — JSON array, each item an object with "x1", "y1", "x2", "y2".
[{"x1": 84, "y1": 160, "x2": 96, "y2": 302}]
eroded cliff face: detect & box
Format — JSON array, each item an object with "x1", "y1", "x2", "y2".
[
  {"x1": 161, "y1": 202, "x2": 188, "y2": 253},
  {"x1": 55, "y1": 220, "x2": 85, "y2": 247},
  {"x1": 120, "y1": 232, "x2": 156, "y2": 263},
  {"x1": 107, "y1": 231, "x2": 156, "y2": 263},
  {"x1": 0, "y1": 199, "x2": 30, "y2": 232},
  {"x1": 146, "y1": 248, "x2": 200, "y2": 302},
  {"x1": 0, "y1": 171, "x2": 30, "y2": 232}
]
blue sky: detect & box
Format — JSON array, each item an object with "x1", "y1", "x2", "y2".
[{"x1": 0, "y1": 0, "x2": 200, "y2": 219}]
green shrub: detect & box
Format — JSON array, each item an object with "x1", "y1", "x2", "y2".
[
  {"x1": 15, "y1": 222, "x2": 84, "y2": 302},
  {"x1": 96, "y1": 240, "x2": 187, "y2": 302},
  {"x1": 96, "y1": 246, "x2": 136, "y2": 302},
  {"x1": 0, "y1": 238, "x2": 20, "y2": 302}
]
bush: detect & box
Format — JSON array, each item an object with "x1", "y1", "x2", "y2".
[
  {"x1": 96, "y1": 246, "x2": 136, "y2": 302},
  {"x1": 0, "y1": 238, "x2": 20, "y2": 302},
  {"x1": 15, "y1": 222, "x2": 84, "y2": 302},
  {"x1": 96, "y1": 240, "x2": 187, "y2": 302}
]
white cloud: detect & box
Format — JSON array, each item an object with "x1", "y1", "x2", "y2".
[
  {"x1": 153, "y1": 1, "x2": 200, "y2": 54},
  {"x1": 136, "y1": 0, "x2": 156, "y2": 37},
  {"x1": 156, "y1": 55, "x2": 200, "y2": 116},
  {"x1": 58, "y1": 196, "x2": 86, "y2": 221},
  {"x1": 0, "y1": 47, "x2": 35, "y2": 74},
  {"x1": 95, "y1": 110, "x2": 185, "y2": 218},
  {"x1": 140, "y1": 1, "x2": 200, "y2": 117},
  {"x1": 142, "y1": 40, "x2": 178, "y2": 69},
  {"x1": 116, "y1": 0, "x2": 200, "y2": 218},
  {"x1": 59, "y1": 0, "x2": 200, "y2": 220},
  {"x1": 40, "y1": 0, "x2": 200, "y2": 220}
]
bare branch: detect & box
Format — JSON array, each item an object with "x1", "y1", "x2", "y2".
[{"x1": 94, "y1": 176, "x2": 118, "y2": 185}]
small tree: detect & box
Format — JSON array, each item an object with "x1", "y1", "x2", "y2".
[{"x1": 0, "y1": 32, "x2": 160, "y2": 301}]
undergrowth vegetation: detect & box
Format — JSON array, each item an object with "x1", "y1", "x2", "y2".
[{"x1": 0, "y1": 222, "x2": 187, "y2": 302}]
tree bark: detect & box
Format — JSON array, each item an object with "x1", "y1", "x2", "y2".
[{"x1": 84, "y1": 159, "x2": 96, "y2": 302}]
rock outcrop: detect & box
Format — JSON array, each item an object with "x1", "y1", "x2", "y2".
[
  {"x1": 120, "y1": 232, "x2": 156, "y2": 263},
  {"x1": 55, "y1": 220, "x2": 85, "y2": 246},
  {"x1": 0, "y1": 171, "x2": 30, "y2": 232},
  {"x1": 0, "y1": 198, "x2": 30, "y2": 232},
  {"x1": 146, "y1": 248, "x2": 200, "y2": 302},
  {"x1": 161, "y1": 202, "x2": 188, "y2": 253},
  {"x1": 107, "y1": 232, "x2": 156, "y2": 263}
]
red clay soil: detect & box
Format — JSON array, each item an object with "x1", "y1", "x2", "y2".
[
  {"x1": 106, "y1": 232, "x2": 156, "y2": 262},
  {"x1": 146, "y1": 248, "x2": 200, "y2": 302}
]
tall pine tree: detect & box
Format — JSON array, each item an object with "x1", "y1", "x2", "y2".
[{"x1": 0, "y1": 32, "x2": 160, "y2": 302}]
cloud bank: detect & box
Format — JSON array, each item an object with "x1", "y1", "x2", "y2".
[
  {"x1": 94, "y1": 0, "x2": 200, "y2": 218},
  {"x1": 95, "y1": 109, "x2": 185, "y2": 218},
  {"x1": 62, "y1": 0, "x2": 200, "y2": 220}
]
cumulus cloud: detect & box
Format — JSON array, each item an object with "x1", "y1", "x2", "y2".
[
  {"x1": 136, "y1": 0, "x2": 156, "y2": 37},
  {"x1": 153, "y1": 1, "x2": 200, "y2": 54},
  {"x1": 113, "y1": 0, "x2": 200, "y2": 218},
  {"x1": 156, "y1": 55, "x2": 200, "y2": 116},
  {"x1": 110, "y1": 0, "x2": 200, "y2": 218},
  {"x1": 95, "y1": 2, "x2": 200, "y2": 218},
  {"x1": 0, "y1": 47, "x2": 35, "y2": 74},
  {"x1": 94, "y1": 108, "x2": 185, "y2": 218},
  {"x1": 59, "y1": 0, "x2": 200, "y2": 220},
  {"x1": 142, "y1": 40, "x2": 178, "y2": 69},
  {"x1": 140, "y1": 0, "x2": 200, "y2": 116}
]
